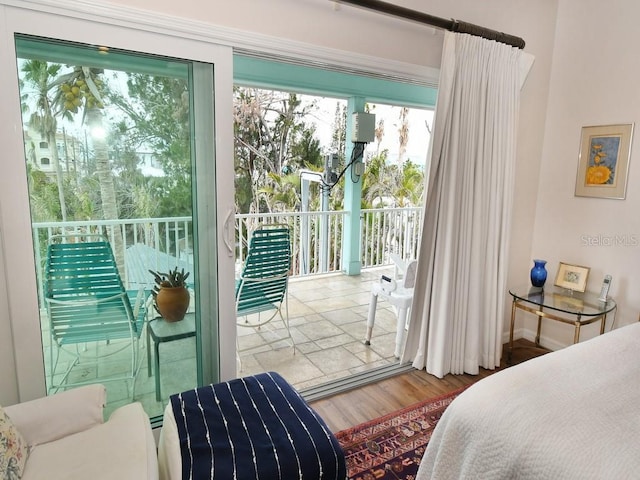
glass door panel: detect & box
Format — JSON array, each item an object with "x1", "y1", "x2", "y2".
[
  {"x1": 15, "y1": 35, "x2": 215, "y2": 419},
  {"x1": 232, "y1": 86, "x2": 431, "y2": 395}
]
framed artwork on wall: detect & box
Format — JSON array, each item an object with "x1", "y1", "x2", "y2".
[
  {"x1": 554, "y1": 262, "x2": 590, "y2": 293},
  {"x1": 575, "y1": 123, "x2": 634, "y2": 199}
]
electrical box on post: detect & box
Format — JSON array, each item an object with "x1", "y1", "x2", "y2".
[
  {"x1": 324, "y1": 153, "x2": 339, "y2": 170},
  {"x1": 323, "y1": 153, "x2": 339, "y2": 185},
  {"x1": 351, "y1": 112, "x2": 375, "y2": 143}
]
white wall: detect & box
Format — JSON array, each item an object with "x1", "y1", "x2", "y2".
[
  {"x1": 525, "y1": 0, "x2": 640, "y2": 347},
  {"x1": 111, "y1": 0, "x2": 558, "y2": 71},
  {"x1": 0, "y1": 0, "x2": 558, "y2": 403},
  {"x1": 0, "y1": 230, "x2": 18, "y2": 404}
]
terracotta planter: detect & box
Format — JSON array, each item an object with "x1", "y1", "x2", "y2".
[{"x1": 155, "y1": 286, "x2": 190, "y2": 322}]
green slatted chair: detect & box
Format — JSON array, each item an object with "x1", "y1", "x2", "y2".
[
  {"x1": 235, "y1": 225, "x2": 294, "y2": 352},
  {"x1": 44, "y1": 234, "x2": 145, "y2": 395}
]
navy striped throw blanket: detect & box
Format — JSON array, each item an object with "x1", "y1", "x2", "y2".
[{"x1": 170, "y1": 371, "x2": 347, "y2": 479}]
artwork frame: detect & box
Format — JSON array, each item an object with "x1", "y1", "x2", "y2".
[
  {"x1": 575, "y1": 123, "x2": 634, "y2": 199},
  {"x1": 554, "y1": 262, "x2": 590, "y2": 293}
]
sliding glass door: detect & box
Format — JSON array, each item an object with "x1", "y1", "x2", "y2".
[
  {"x1": 14, "y1": 36, "x2": 214, "y2": 419},
  {"x1": 0, "y1": 5, "x2": 235, "y2": 421}
]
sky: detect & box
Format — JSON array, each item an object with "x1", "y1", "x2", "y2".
[{"x1": 305, "y1": 95, "x2": 434, "y2": 166}]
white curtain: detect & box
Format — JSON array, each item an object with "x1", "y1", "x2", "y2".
[{"x1": 401, "y1": 31, "x2": 529, "y2": 378}]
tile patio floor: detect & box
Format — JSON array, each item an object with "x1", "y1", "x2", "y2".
[
  {"x1": 237, "y1": 266, "x2": 401, "y2": 390},
  {"x1": 43, "y1": 266, "x2": 403, "y2": 420}
]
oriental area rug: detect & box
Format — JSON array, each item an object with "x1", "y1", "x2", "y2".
[{"x1": 335, "y1": 387, "x2": 467, "y2": 480}]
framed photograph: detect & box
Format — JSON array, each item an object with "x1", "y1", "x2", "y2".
[
  {"x1": 575, "y1": 123, "x2": 634, "y2": 199},
  {"x1": 554, "y1": 262, "x2": 590, "y2": 293}
]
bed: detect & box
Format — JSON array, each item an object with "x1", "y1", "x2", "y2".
[{"x1": 417, "y1": 321, "x2": 640, "y2": 480}]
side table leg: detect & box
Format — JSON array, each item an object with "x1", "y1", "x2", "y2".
[
  {"x1": 146, "y1": 321, "x2": 151, "y2": 377},
  {"x1": 508, "y1": 299, "x2": 516, "y2": 363},
  {"x1": 155, "y1": 340, "x2": 161, "y2": 402},
  {"x1": 600, "y1": 314, "x2": 607, "y2": 335},
  {"x1": 535, "y1": 309, "x2": 543, "y2": 347}
]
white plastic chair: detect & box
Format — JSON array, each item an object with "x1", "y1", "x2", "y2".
[{"x1": 365, "y1": 253, "x2": 417, "y2": 358}]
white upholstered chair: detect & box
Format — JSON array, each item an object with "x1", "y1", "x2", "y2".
[{"x1": 4, "y1": 384, "x2": 158, "y2": 480}]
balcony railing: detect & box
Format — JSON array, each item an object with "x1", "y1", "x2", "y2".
[{"x1": 32, "y1": 207, "x2": 422, "y2": 306}]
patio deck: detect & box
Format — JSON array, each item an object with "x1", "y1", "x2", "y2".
[{"x1": 43, "y1": 266, "x2": 403, "y2": 419}]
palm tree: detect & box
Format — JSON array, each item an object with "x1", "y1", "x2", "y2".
[
  {"x1": 362, "y1": 151, "x2": 393, "y2": 208},
  {"x1": 258, "y1": 172, "x2": 301, "y2": 212},
  {"x1": 21, "y1": 60, "x2": 68, "y2": 221},
  {"x1": 398, "y1": 107, "x2": 409, "y2": 164},
  {"x1": 394, "y1": 160, "x2": 424, "y2": 207},
  {"x1": 374, "y1": 118, "x2": 385, "y2": 157},
  {"x1": 57, "y1": 66, "x2": 125, "y2": 272}
]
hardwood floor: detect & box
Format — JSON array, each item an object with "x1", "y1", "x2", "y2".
[{"x1": 310, "y1": 339, "x2": 547, "y2": 432}]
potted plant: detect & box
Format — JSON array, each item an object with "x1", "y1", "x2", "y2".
[{"x1": 149, "y1": 267, "x2": 191, "y2": 322}]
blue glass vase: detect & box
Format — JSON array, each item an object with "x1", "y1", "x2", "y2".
[{"x1": 530, "y1": 259, "x2": 547, "y2": 288}]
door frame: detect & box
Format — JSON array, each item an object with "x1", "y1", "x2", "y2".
[{"x1": 0, "y1": 3, "x2": 236, "y2": 403}]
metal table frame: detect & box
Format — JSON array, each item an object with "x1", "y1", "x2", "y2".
[{"x1": 508, "y1": 286, "x2": 616, "y2": 362}]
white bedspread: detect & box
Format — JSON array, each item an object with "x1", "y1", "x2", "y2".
[{"x1": 417, "y1": 322, "x2": 640, "y2": 480}]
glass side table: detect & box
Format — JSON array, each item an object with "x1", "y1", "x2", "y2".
[
  {"x1": 507, "y1": 286, "x2": 616, "y2": 362},
  {"x1": 146, "y1": 312, "x2": 196, "y2": 401}
]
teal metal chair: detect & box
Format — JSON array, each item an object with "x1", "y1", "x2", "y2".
[
  {"x1": 44, "y1": 234, "x2": 145, "y2": 394},
  {"x1": 235, "y1": 225, "x2": 294, "y2": 352}
]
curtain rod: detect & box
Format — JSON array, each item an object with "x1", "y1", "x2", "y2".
[{"x1": 335, "y1": 0, "x2": 526, "y2": 49}]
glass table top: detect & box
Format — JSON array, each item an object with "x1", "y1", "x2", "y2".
[
  {"x1": 148, "y1": 312, "x2": 196, "y2": 341},
  {"x1": 509, "y1": 285, "x2": 616, "y2": 317}
]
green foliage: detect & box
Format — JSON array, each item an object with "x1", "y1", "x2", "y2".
[
  {"x1": 361, "y1": 150, "x2": 424, "y2": 209},
  {"x1": 21, "y1": 55, "x2": 424, "y2": 229},
  {"x1": 293, "y1": 129, "x2": 323, "y2": 171},
  {"x1": 27, "y1": 167, "x2": 60, "y2": 222},
  {"x1": 157, "y1": 176, "x2": 192, "y2": 217},
  {"x1": 111, "y1": 73, "x2": 192, "y2": 219},
  {"x1": 258, "y1": 172, "x2": 301, "y2": 212},
  {"x1": 397, "y1": 159, "x2": 424, "y2": 206},
  {"x1": 233, "y1": 87, "x2": 323, "y2": 214},
  {"x1": 235, "y1": 174, "x2": 254, "y2": 215}
]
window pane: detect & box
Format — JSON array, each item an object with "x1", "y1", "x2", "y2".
[{"x1": 16, "y1": 35, "x2": 206, "y2": 420}]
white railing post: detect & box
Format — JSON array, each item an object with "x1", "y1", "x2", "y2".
[{"x1": 320, "y1": 200, "x2": 329, "y2": 273}]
